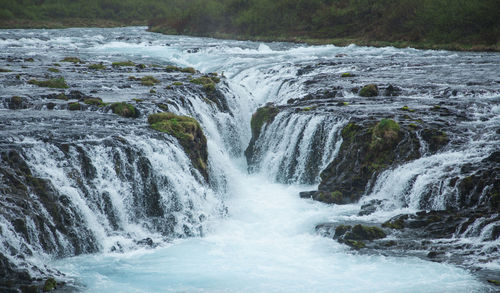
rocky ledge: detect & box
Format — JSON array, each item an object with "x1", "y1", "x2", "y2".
[
  {"x1": 245, "y1": 78, "x2": 499, "y2": 286},
  {"x1": 0, "y1": 55, "x2": 229, "y2": 291}
]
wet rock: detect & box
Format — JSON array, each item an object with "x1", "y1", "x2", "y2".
[
  {"x1": 42, "y1": 277, "x2": 57, "y2": 292},
  {"x1": 384, "y1": 84, "x2": 401, "y2": 96},
  {"x1": 309, "y1": 118, "x2": 421, "y2": 204},
  {"x1": 244, "y1": 104, "x2": 280, "y2": 164},
  {"x1": 358, "y1": 199, "x2": 385, "y2": 216},
  {"x1": 136, "y1": 238, "x2": 154, "y2": 247},
  {"x1": 7, "y1": 96, "x2": 27, "y2": 110},
  {"x1": 148, "y1": 112, "x2": 209, "y2": 180},
  {"x1": 359, "y1": 84, "x2": 378, "y2": 97}
]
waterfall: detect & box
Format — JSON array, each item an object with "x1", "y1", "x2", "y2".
[{"x1": 248, "y1": 110, "x2": 346, "y2": 184}]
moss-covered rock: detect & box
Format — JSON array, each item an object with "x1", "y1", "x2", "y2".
[
  {"x1": 344, "y1": 239, "x2": 366, "y2": 249},
  {"x1": 0, "y1": 67, "x2": 13, "y2": 72},
  {"x1": 112, "y1": 61, "x2": 135, "y2": 67},
  {"x1": 61, "y1": 57, "x2": 83, "y2": 64},
  {"x1": 110, "y1": 102, "x2": 139, "y2": 118},
  {"x1": 190, "y1": 75, "x2": 220, "y2": 93},
  {"x1": 83, "y1": 98, "x2": 105, "y2": 107},
  {"x1": 28, "y1": 77, "x2": 68, "y2": 88},
  {"x1": 181, "y1": 67, "x2": 196, "y2": 74},
  {"x1": 42, "y1": 277, "x2": 57, "y2": 292},
  {"x1": 8, "y1": 96, "x2": 25, "y2": 110},
  {"x1": 382, "y1": 217, "x2": 406, "y2": 229},
  {"x1": 47, "y1": 67, "x2": 60, "y2": 73},
  {"x1": 488, "y1": 279, "x2": 500, "y2": 286},
  {"x1": 249, "y1": 105, "x2": 279, "y2": 139},
  {"x1": 359, "y1": 84, "x2": 379, "y2": 97},
  {"x1": 141, "y1": 76, "x2": 160, "y2": 86},
  {"x1": 148, "y1": 112, "x2": 208, "y2": 180},
  {"x1": 400, "y1": 106, "x2": 415, "y2": 112},
  {"x1": 344, "y1": 224, "x2": 387, "y2": 241},
  {"x1": 68, "y1": 102, "x2": 81, "y2": 111},
  {"x1": 341, "y1": 72, "x2": 355, "y2": 77},
  {"x1": 302, "y1": 118, "x2": 425, "y2": 204},
  {"x1": 88, "y1": 63, "x2": 106, "y2": 70}
]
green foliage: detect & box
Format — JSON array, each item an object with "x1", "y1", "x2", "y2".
[
  {"x1": 400, "y1": 106, "x2": 415, "y2": 112},
  {"x1": 83, "y1": 98, "x2": 105, "y2": 106},
  {"x1": 250, "y1": 105, "x2": 279, "y2": 137},
  {"x1": 28, "y1": 77, "x2": 69, "y2": 88},
  {"x1": 110, "y1": 102, "x2": 138, "y2": 118},
  {"x1": 61, "y1": 57, "x2": 83, "y2": 63},
  {"x1": 43, "y1": 277, "x2": 57, "y2": 292},
  {"x1": 112, "y1": 61, "x2": 135, "y2": 67},
  {"x1": 1, "y1": 0, "x2": 498, "y2": 50},
  {"x1": 141, "y1": 75, "x2": 160, "y2": 86},
  {"x1": 67, "y1": 102, "x2": 81, "y2": 111},
  {"x1": 190, "y1": 75, "x2": 219, "y2": 92},
  {"x1": 88, "y1": 63, "x2": 106, "y2": 70},
  {"x1": 148, "y1": 112, "x2": 201, "y2": 142},
  {"x1": 359, "y1": 84, "x2": 379, "y2": 97}
]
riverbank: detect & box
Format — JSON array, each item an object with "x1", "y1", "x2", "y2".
[
  {"x1": 0, "y1": 21, "x2": 497, "y2": 52},
  {"x1": 148, "y1": 27, "x2": 500, "y2": 52},
  {"x1": 0, "y1": 19, "x2": 145, "y2": 29}
]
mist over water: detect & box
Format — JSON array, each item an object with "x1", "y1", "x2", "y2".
[{"x1": 1, "y1": 27, "x2": 498, "y2": 292}]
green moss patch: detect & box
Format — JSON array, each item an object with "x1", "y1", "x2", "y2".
[
  {"x1": 112, "y1": 61, "x2": 135, "y2": 67},
  {"x1": 110, "y1": 102, "x2": 138, "y2": 118},
  {"x1": 68, "y1": 102, "x2": 81, "y2": 111},
  {"x1": 141, "y1": 75, "x2": 160, "y2": 86},
  {"x1": 371, "y1": 119, "x2": 400, "y2": 149},
  {"x1": 341, "y1": 72, "x2": 354, "y2": 77},
  {"x1": 43, "y1": 277, "x2": 57, "y2": 292},
  {"x1": 400, "y1": 105, "x2": 415, "y2": 112},
  {"x1": 83, "y1": 98, "x2": 105, "y2": 106},
  {"x1": 28, "y1": 77, "x2": 69, "y2": 88},
  {"x1": 190, "y1": 75, "x2": 220, "y2": 93},
  {"x1": 88, "y1": 63, "x2": 106, "y2": 70},
  {"x1": 344, "y1": 224, "x2": 387, "y2": 241},
  {"x1": 359, "y1": 84, "x2": 379, "y2": 97},
  {"x1": 48, "y1": 67, "x2": 60, "y2": 73},
  {"x1": 61, "y1": 57, "x2": 83, "y2": 63},
  {"x1": 148, "y1": 112, "x2": 208, "y2": 178},
  {"x1": 250, "y1": 105, "x2": 280, "y2": 138},
  {"x1": 148, "y1": 112, "x2": 201, "y2": 142},
  {"x1": 0, "y1": 68, "x2": 12, "y2": 72}
]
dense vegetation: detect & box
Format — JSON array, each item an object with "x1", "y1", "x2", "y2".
[{"x1": 1, "y1": 0, "x2": 499, "y2": 50}]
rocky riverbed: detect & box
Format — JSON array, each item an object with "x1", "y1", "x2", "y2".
[{"x1": 0, "y1": 27, "x2": 499, "y2": 292}]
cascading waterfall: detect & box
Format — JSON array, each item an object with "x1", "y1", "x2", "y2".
[
  {"x1": 0, "y1": 27, "x2": 498, "y2": 292},
  {"x1": 248, "y1": 110, "x2": 346, "y2": 184}
]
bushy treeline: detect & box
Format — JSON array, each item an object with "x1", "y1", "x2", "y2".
[
  {"x1": 1, "y1": 0, "x2": 499, "y2": 48},
  {"x1": 149, "y1": 0, "x2": 499, "y2": 46},
  {"x1": 0, "y1": 0, "x2": 186, "y2": 23}
]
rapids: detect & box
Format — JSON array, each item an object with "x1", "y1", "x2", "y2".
[{"x1": 1, "y1": 27, "x2": 499, "y2": 292}]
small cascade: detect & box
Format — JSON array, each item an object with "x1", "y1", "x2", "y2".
[{"x1": 248, "y1": 110, "x2": 346, "y2": 184}]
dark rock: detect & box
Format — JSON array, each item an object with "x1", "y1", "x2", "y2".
[
  {"x1": 311, "y1": 119, "x2": 420, "y2": 204},
  {"x1": 42, "y1": 277, "x2": 57, "y2": 292},
  {"x1": 358, "y1": 199, "x2": 384, "y2": 216},
  {"x1": 136, "y1": 238, "x2": 154, "y2": 247},
  {"x1": 359, "y1": 84, "x2": 378, "y2": 97},
  {"x1": 344, "y1": 224, "x2": 386, "y2": 241},
  {"x1": 384, "y1": 85, "x2": 401, "y2": 96},
  {"x1": 244, "y1": 105, "x2": 280, "y2": 165}
]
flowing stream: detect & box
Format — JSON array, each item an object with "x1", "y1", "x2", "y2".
[{"x1": 1, "y1": 27, "x2": 499, "y2": 292}]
